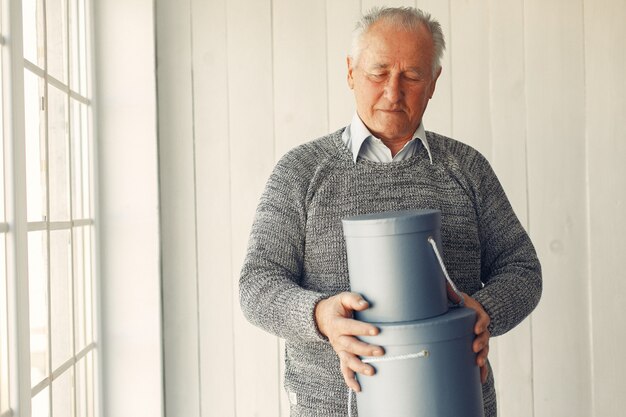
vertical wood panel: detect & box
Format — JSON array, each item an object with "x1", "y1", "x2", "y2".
[
  {"x1": 226, "y1": 1, "x2": 280, "y2": 416},
  {"x1": 488, "y1": 0, "x2": 529, "y2": 224},
  {"x1": 156, "y1": 0, "x2": 200, "y2": 416},
  {"x1": 273, "y1": 3, "x2": 331, "y2": 412},
  {"x1": 525, "y1": 1, "x2": 591, "y2": 416},
  {"x1": 191, "y1": 0, "x2": 236, "y2": 415},
  {"x1": 362, "y1": 0, "x2": 416, "y2": 12},
  {"x1": 584, "y1": 1, "x2": 626, "y2": 416},
  {"x1": 326, "y1": 0, "x2": 361, "y2": 131},
  {"x1": 449, "y1": 1, "x2": 492, "y2": 157},
  {"x1": 417, "y1": 0, "x2": 452, "y2": 136},
  {"x1": 273, "y1": 0, "x2": 329, "y2": 158},
  {"x1": 487, "y1": 1, "x2": 534, "y2": 415}
]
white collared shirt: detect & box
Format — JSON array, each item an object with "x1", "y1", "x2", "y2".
[{"x1": 341, "y1": 113, "x2": 433, "y2": 164}]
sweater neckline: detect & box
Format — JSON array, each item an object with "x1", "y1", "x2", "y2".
[{"x1": 330, "y1": 128, "x2": 432, "y2": 169}]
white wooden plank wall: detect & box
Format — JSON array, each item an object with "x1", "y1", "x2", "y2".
[
  {"x1": 584, "y1": 0, "x2": 626, "y2": 415},
  {"x1": 191, "y1": 0, "x2": 236, "y2": 416},
  {"x1": 156, "y1": 1, "x2": 200, "y2": 417},
  {"x1": 487, "y1": 1, "x2": 533, "y2": 415},
  {"x1": 156, "y1": 0, "x2": 626, "y2": 416}
]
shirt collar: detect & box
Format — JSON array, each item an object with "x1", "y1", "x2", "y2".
[{"x1": 343, "y1": 112, "x2": 433, "y2": 164}]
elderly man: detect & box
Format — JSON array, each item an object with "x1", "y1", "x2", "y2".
[{"x1": 240, "y1": 6, "x2": 541, "y2": 417}]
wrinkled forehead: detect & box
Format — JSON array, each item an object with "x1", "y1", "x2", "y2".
[{"x1": 357, "y1": 22, "x2": 435, "y2": 69}]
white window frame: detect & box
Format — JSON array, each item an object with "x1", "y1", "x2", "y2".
[{"x1": 1, "y1": 0, "x2": 99, "y2": 415}]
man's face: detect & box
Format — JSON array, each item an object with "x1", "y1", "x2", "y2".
[{"x1": 347, "y1": 22, "x2": 441, "y2": 143}]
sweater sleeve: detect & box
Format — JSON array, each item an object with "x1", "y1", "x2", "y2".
[
  {"x1": 239, "y1": 150, "x2": 328, "y2": 342},
  {"x1": 469, "y1": 153, "x2": 542, "y2": 337}
]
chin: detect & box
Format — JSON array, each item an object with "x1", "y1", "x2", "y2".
[{"x1": 377, "y1": 121, "x2": 408, "y2": 134}]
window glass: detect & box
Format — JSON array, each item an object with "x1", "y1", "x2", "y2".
[
  {"x1": 0, "y1": 237, "x2": 8, "y2": 414},
  {"x1": 24, "y1": 70, "x2": 46, "y2": 222},
  {"x1": 0, "y1": 21, "x2": 4, "y2": 223},
  {"x1": 23, "y1": 0, "x2": 45, "y2": 67},
  {"x1": 0, "y1": 3, "x2": 8, "y2": 412},
  {"x1": 48, "y1": 84, "x2": 70, "y2": 222},
  {"x1": 70, "y1": 99, "x2": 84, "y2": 219},
  {"x1": 84, "y1": 226, "x2": 95, "y2": 345},
  {"x1": 28, "y1": 231, "x2": 48, "y2": 387},
  {"x1": 52, "y1": 367, "x2": 73, "y2": 417},
  {"x1": 82, "y1": 105, "x2": 93, "y2": 218},
  {"x1": 45, "y1": 0, "x2": 68, "y2": 82},
  {"x1": 69, "y1": 0, "x2": 88, "y2": 95},
  {"x1": 31, "y1": 387, "x2": 50, "y2": 417},
  {"x1": 72, "y1": 226, "x2": 85, "y2": 351},
  {"x1": 50, "y1": 229, "x2": 72, "y2": 371}
]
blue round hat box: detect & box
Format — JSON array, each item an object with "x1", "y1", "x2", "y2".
[
  {"x1": 342, "y1": 209, "x2": 448, "y2": 323},
  {"x1": 356, "y1": 307, "x2": 485, "y2": 417}
]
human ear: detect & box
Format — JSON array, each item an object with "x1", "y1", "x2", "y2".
[
  {"x1": 347, "y1": 57, "x2": 355, "y2": 90},
  {"x1": 429, "y1": 66, "x2": 442, "y2": 98}
]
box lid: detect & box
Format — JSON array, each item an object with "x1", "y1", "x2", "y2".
[
  {"x1": 359, "y1": 307, "x2": 476, "y2": 346},
  {"x1": 342, "y1": 209, "x2": 441, "y2": 237}
]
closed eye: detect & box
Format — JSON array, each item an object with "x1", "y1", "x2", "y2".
[
  {"x1": 404, "y1": 72, "x2": 424, "y2": 82},
  {"x1": 367, "y1": 72, "x2": 387, "y2": 81}
]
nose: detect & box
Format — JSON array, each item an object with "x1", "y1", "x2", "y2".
[{"x1": 383, "y1": 74, "x2": 403, "y2": 103}]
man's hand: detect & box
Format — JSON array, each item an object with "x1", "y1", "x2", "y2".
[
  {"x1": 314, "y1": 292, "x2": 384, "y2": 392},
  {"x1": 461, "y1": 292, "x2": 491, "y2": 384}
]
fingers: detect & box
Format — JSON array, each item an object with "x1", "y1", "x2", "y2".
[
  {"x1": 472, "y1": 329, "x2": 490, "y2": 354},
  {"x1": 334, "y1": 316, "x2": 379, "y2": 339},
  {"x1": 336, "y1": 336, "x2": 383, "y2": 391},
  {"x1": 474, "y1": 336, "x2": 490, "y2": 365},
  {"x1": 474, "y1": 309, "x2": 491, "y2": 334},
  {"x1": 460, "y1": 292, "x2": 491, "y2": 335},
  {"x1": 340, "y1": 360, "x2": 360, "y2": 392},
  {"x1": 339, "y1": 292, "x2": 371, "y2": 312},
  {"x1": 480, "y1": 362, "x2": 489, "y2": 384},
  {"x1": 314, "y1": 292, "x2": 386, "y2": 390},
  {"x1": 460, "y1": 292, "x2": 492, "y2": 384},
  {"x1": 337, "y1": 340, "x2": 382, "y2": 391},
  {"x1": 316, "y1": 294, "x2": 379, "y2": 340},
  {"x1": 333, "y1": 334, "x2": 383, "y2": 356},
  {"x1": 339, "y1": 351, "x2": 376, "y2": 392},
  {"x1": 473, "y1": 326, "x2": 490, "y2": 384}
]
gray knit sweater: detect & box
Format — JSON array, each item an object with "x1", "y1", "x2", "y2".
[{"x1": 240, "y1": 129, "x2": 542, "y2": 417}]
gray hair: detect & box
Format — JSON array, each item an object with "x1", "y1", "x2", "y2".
[{"x1": 349, "y1": 6, "x2": 446, "y2": 76}]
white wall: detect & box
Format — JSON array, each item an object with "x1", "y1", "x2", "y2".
[
  {"x1": 156, "y1": 0, "x2": 626, "y2": 416},
  {"x1": 94, "y1": 0, "x2": 163, "y2": 416}
]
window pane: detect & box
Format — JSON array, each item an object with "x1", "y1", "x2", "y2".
[
  {"x1": 0, "y1": 15, "x2": 6, "y2": 410},
  {"x1": 22, "y1": 0, "x2": 45, "y2": 67},
  {"x1": 75, "y1": 351, "x2": 97, "y2": 417},
  {"x1": 0, "y1": 46, "x2": 4, "y2": 224},
  {"x1": 75, "y1": 351, "x2": 95, "y2": 417},
  {"x1": 28, "y1": 231, "x2": 48, "y2": 387},
  {"x1": 52, "y1": 367, "x2": 73, "y2": 417},
  {"x1": 70, "y1": 99, "x2": 84, "y2": 219},
  {"x1": 84, "y1": 226, "x2": 94, "y2": 345},
  {"x1": 32, "y1": 386, "x2": 50, "y2": 417},
  {"x1": 45, "y1": 0, "x2": 68, "y2": 83},
  {"x1": 0, "y1": 236, "x2": 9, "y2": 413},
  {"x1": 50, "y1": 230, "x2": 72, "y2": 371},
  {"x1": 73, "y1": 226, "x2": 85, "y2": 351},
  {"x1": 25, "y1": 70, "x2": 46, "y2": 222},
  {"x1": 48, "y1": 84, "x2": 70, "y2": 222},
  {"x1": 82, "y1": 105, "x2": 93, "y2": 218},
  {"x1": 69, "y1": 0, "x2": 88, "y2": 95},
  {"x1": 75, "y1": 226, "x2": 95, "y2": 350},
  {"x1": 75, "y1": 355, "x2": 87, "y2": 417}
]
